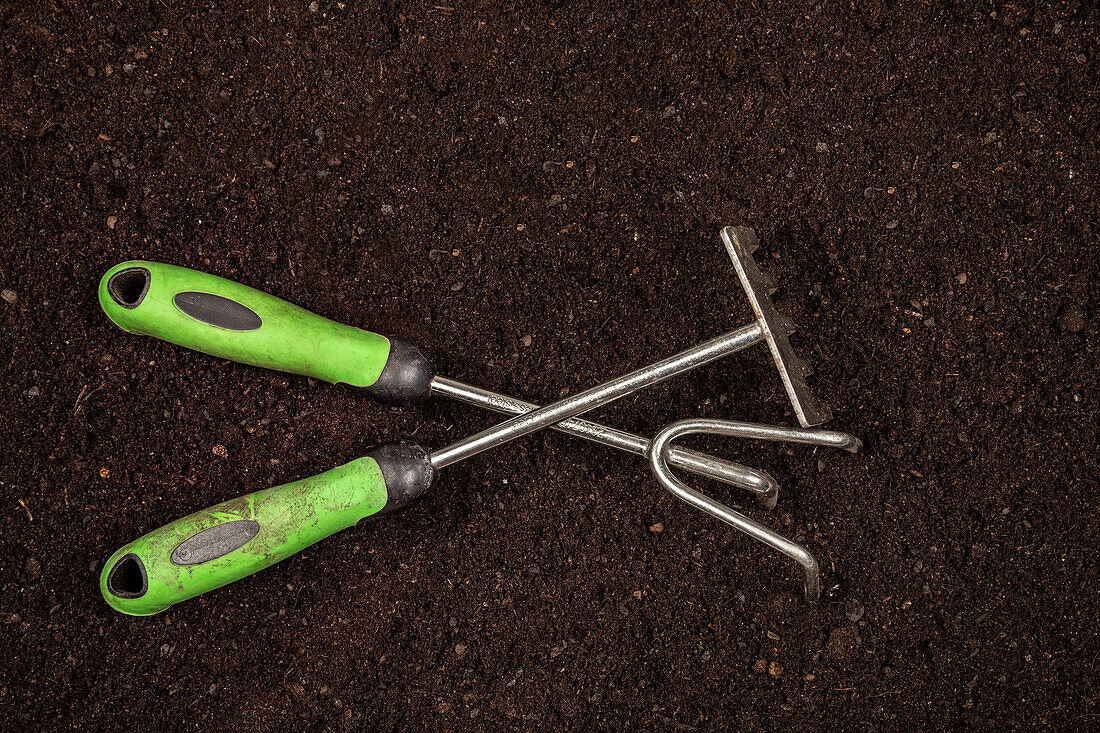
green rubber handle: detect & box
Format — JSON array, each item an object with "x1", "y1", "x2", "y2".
[
  {"x1": 100, "y1": 444, "x2": 434, "y2": 616},
  {"x1": 98, "y1": 261, "x2": 435, "y2": 404}
]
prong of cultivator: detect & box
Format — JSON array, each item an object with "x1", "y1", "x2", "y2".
[{"x1": 648, "y1": 419, "x2": 862, "y2": 602}]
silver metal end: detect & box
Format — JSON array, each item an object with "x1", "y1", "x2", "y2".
[
  {"x1": 645, "y1": 418, "x2": 861, "y2": 601},
  {"x1": 835, "y1": 433, "x2": 864, "y2": 454},
  {"x1": 720, "y1": 226, "x2": 833, "y2": 427},
  {"x1": 648, "y1": 419, "x2": 831, "y2": 602}
]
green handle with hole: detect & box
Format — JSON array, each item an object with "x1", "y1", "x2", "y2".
[
  {"x1": 99, "y1": 261, "x2": 435, "y2": 405},
  {"x1": 100, "y1": 444, "x2": 434, "y2": 616}
]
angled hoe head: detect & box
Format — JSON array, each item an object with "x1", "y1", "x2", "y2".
[{"x1": 720, "y1": 226, "x2": 833, "y2": 427}]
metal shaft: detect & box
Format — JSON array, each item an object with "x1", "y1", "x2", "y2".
[
  {"x1": 428, "y1": 323, "x2": 764, "y2": 469},
  {"x1": 430, "y1": 375, "x2": 778, "y2": 507}
]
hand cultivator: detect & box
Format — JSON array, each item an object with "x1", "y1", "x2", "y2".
[{"x1": 97, "y1": 227, "x2": 859, "y2": 615}]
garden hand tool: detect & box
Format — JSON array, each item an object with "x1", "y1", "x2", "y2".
[
  {"x1": 99, "y1": 227, "x2": 838, "y2": 615},
  {"x1": 97, "y1": 226, "x2": 817, "y2": 505},
  {"x1": 99, "y1": 267, "x2": 774, "y2": 509},
  {"x1": 649, "y1": 420, "x2": 861, "y2": 601}
]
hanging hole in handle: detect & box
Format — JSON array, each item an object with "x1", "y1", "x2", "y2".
[
  {"x1": 107, "y1": 267, "x2": 151, "y2": 309},
  {"x1": 106, "y1": 553, "x2": 148, "y2": 598}
]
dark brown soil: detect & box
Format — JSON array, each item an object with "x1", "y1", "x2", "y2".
[{"x1": 1, "y1": 2, "x2": 1097, "y2": 729}]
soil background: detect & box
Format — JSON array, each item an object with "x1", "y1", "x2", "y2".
[{"x1": 1, "y1": 1, "x2": 1097, "y2": 730}]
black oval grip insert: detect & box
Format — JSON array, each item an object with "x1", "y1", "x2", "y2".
[
  {"x1": 171, "y1": 520, "x2": 261, "y2": 565},
  {"x1": 174, "y1": 292, "x2": 262, "y2": 331}
]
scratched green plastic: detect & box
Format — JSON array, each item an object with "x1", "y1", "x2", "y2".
[
  {"x1": 100, "y1": 457, "x2": 390, "y2": 616},
  {"x1": 98, "y1": 261, "x2": 391, "y2": 388}
]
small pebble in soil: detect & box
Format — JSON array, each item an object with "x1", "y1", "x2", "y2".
[
  {"x1": 845, "y1": 599, "x2": 865, "y2": 623},
  {"x1": 1056, "y1": 303, "x2": 1086, "y2": 333},
  {"x1": 521, "y1": 335, "x2": 532, "y2": 347},
  {"x1": 24, "y1": 386, "x2": 39, "y2": 397},
  {"x1": 1, "y1": 289, "x2": 17, "y2": 304},
  {"x1": 212, "y1": 444, "x2": 228, "y2": 457},
  {"x1": 649, "y1": 522, "x2": 663, "y2": 532},
  {"x1": 768, "y1": 662, "x2": 784, "y2": 678},
  {"x1": 454, "y1": 642, "x2": 467, "y2": 657},
  {"x1": 815, "y1": 141, "x2": 829, "y2": 152},
  {"x1": 106, "y1": 215, "x2": 117, "y2": 229}
]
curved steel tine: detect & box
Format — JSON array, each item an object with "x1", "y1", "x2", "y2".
[
  {"x1": 671, "y1": 447, "x2": 780, "y2": 510},
  {"x1": 647, "y1": 419, "x2": 862, "y2": 602}
]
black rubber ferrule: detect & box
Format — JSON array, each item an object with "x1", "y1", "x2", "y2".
[
  {"x1": 363, "y1": 442, "x2": 435, "y2": 518},
  {"x1": 360, "y1": 336, "x2": 435, "y2": 407}
]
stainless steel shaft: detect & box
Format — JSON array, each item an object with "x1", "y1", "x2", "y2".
[
  {"x1": 430, "y1": 375, "x2": 778, "y2": 506},
  {"x1": 428, "y1": 323, "x2": 764, "y2": 469}
]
